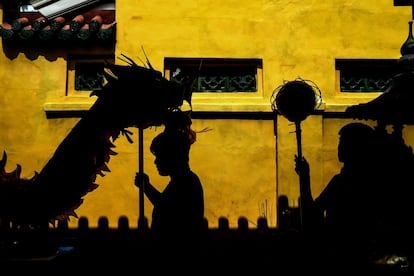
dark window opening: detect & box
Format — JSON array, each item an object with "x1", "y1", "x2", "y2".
[
  {"x1": 74, "y1": 62, "x2": 105, "y2": 91},
  {"x1": 165, "y1": 58, "x2": 262, "y2": 93},
  {"x1": 336, "y1": 59, "x2": 398, "y2": 92}
]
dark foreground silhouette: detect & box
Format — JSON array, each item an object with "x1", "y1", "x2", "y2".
[
  {"x1": 295, "y1": 122, "x2": 414, "y2": 272},
  {"x1": 134, "y1": 111, "x2": 205, "y2": 271}
]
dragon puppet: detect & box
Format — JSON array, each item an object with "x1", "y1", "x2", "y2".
[{"x1": 0, "y1": 53, "x2": 196, "y2": 229}]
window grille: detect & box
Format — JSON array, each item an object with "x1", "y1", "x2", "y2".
[
  {"x1": 66, "y1": 55, "x2": 114, "y2": 97},
  {"x1": 165, "y1": 58, "x2": 261, "y2": 93},
  {"x1": 74, "y1": 62, "x2": 105, "y2": 91},
  {"x1": 336, "y1": 59, "x2": 398, "y2": 93}
]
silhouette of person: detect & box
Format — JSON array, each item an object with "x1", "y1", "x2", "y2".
[
  {"x1": 134, "y1": 114, "x2": 204, "y2": 268},
  {"x1": 295, "y1": 122, "x2": 383, "y2": 270}
]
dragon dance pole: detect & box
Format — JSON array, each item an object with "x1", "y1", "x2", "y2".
[
  {"x1": 295, "y1": 121, "x2": 302, "y2": 160},
  {"x1": 295, "y1": 121, "x2": 306, "y2": 230},
  {"x1": 138, "y1": 126, "x2": 146, "y2": 230},
  {"x1": 271, "y1": 78, "x2": 321, "y2": 233}
]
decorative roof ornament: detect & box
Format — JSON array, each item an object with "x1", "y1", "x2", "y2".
[{"x1": 346, "y1": 21, "x2": 414, "y2": 126}]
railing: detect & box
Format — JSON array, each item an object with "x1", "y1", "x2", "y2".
[
  {"x1": 0, "y1": 214, "x2": 307, "y2": 273},
  {"x1": 0, "y1": 211, "x2": 408, "y2": 274}
]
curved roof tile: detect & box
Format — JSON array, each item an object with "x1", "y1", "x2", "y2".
[{"x1": 0, "y1": 5, "x2": 115, "y2": 42}]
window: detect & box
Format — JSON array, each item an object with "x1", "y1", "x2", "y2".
[
  {"x1": 336, "y1": 59, "x2": 398, "y2": 93},
  {"x1": 66, "y1": 55, "x2": 114, "y2": 97},
  {"x1": 165, "y1": 58, "x2": 261, "y2": 93},
  {"x1": 74, "y1": 62, "x2": 105, "y2": 91},
  {"x1": 43, "y1": 54, "x2": 114, "y2": 113},
  {"x1": 164, "y1": 58, "x2": 265, "y2": 112}
]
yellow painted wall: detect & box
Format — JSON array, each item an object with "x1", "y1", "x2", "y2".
[{"x1": 0, "y1": 1, "x2": 413, "y2": 229}]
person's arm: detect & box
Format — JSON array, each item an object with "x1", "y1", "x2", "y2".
[
  {"x1": 135, "y1": 172, "x2": 162, "y2": 205},
  {"x1": 295, "y1": 156, "x2": 322, "y2": 232},
  {"x1": 295, "y1": 156, "x2": 313, "y2": 205}
]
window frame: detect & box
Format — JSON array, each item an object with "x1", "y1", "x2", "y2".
[
  {"x1": 335, "y1": 58, "x2": 398, "y2": 97},
  {"x1": 164, "y1": 57, "x2": 266, "y2": 112},
  {"x1": 66, "y1": 55, "x2": 114, "y2": 97},
  {"x1": 43, "y1": 54, "x2": 114, "y2": 113}
]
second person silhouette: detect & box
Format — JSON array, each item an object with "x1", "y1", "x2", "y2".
[{"x1": 134, "y1": 111, "x2": 205, "y2": 269}]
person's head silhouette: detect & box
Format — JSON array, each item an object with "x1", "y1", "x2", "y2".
[
  {"x1": 337, "y1": 122, "x2": 376, "y2": 165},
  {"x1": 150, "y1": 130, "x2": 193, "y2": 176}
]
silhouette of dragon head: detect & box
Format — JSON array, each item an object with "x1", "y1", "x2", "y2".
[
  {"x1": 0, "y1": 53, "x2": 197, "y2": 228},
  {"x1": 90, "y1": 53, "x2": 195, "y2": 130}
]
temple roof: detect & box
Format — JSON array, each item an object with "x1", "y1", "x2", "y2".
[{"x1": 0, "y1": 2, "x2": 115, "y2": 43}]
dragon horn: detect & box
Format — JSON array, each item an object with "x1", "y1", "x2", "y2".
[
  {"x1": 119, "y1": 53, "x2": 139, "y2": 68},
  {"x1": 13, "y1": 164, "x2": 22, "y2": 179},
  {"x1": 0, "y1": 151, "x2": 7, "y2": 172},
  {"x1": 102, "y1": 67, "x2": 119, "y2": 81},
  {"x1": 141, "y1": 46, "x2": 154, "y2": 70}
]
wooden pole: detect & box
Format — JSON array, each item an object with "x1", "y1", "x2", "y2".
[
  {"x1": 295, "y1": 121, "x2": 302, "y2": 160},
  {"x1": 137, "y1": 127, "x2": 146, "y2": 230},
  {"x1": 295, "y1": 121, "x2": 306, "y2": 231}
]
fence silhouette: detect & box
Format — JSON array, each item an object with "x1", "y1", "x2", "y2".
[
  {"x1": 0, "y1": 197, "x2": 406, "y2": 274},
  {"x1": 0, "y1": 209, "x2": 307, "y2": 272}
]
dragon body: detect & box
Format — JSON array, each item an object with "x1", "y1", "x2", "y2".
[{"x1": 0, "y1": 55, "x2": 194, "y2": 229}]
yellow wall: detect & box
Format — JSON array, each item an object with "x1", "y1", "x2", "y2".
[{"x1": 0, "y1": 1, "x2": 412, "y2": 228}]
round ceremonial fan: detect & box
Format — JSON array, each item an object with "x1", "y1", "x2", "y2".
[{"x1": 271, "y1": 78, "x2": 322, "y2": 158}]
